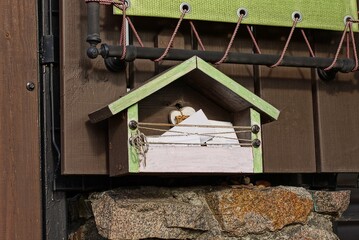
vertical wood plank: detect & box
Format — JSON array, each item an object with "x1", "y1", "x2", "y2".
[
  {"x1": 0, "y1": 0, "x2": 42, "y2": 239},
  {"x1": 130, "y1": 17, "x2": 165, "y2": 88},
  {"x1": 109, "y1": 112, "x2": 129, "y2": 176},
  {"x1": 258, "y1": 27, "x2": 317, "y2": 172},
  {"x1": 61, "y1": 1, "x2": 127, "y2": 174},
  {"x1": 314, "y1": 28, "x2": 359, "y2": 172}
]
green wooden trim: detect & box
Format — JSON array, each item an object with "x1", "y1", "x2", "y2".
[
  {"x1": 128, "y1": 104, "x2": 139, "y2": 173},
  {"x1": 115, "y1": 0, "x2": 358, "y2": 32},
  {"x1": 108, "y1": 57, "x2": 197, "y2": 116},
  {"x1": 251, "y1": 108, "x2": 263, "y2": 173},
  {"x1": 196, "y1": 58, "x2": 280, "y2": 120}
]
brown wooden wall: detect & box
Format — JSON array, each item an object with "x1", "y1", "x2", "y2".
[
  {"x1": 315, "y1": 31, "x2": 359, "y2": 172},
  {"x1": 0, "y1": 0, "x2": 42, "y2": 239},
  {"x1": 258, "y1": 27, "x2": 317, "y2": 172},
  {"x1": 61, "y1": 0, "x2": 127, "y2": 174},
  {"x1": 61, "y1": 3, "x2": 359, "y2": 174}
]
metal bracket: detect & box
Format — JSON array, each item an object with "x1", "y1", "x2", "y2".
[{"x1": 40, "y1": 35, "x2": 56, "y2": 64}]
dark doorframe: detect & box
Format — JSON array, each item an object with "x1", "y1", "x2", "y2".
[{"x1": 39, "y1": 0, "x2": 67, "y2": 239}]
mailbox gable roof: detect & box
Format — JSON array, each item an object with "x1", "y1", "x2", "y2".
[{"x1": 89, "y1": 56, "x2": 280, "y2": 123}]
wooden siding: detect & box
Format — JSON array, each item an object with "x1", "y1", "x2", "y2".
[
  {"x1": 315, "y1": 29, "x2": 359, "y2": 172},
  {"x1": 60, "y1": 0, "x2": 127, "y2": 174},
  {"x1": 258, "y1": 27, "x2": 317, "y2": 172}
]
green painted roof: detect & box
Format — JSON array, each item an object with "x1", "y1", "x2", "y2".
[{"x1": 89, "y1": 56, "x2": 280, "y2": 123}]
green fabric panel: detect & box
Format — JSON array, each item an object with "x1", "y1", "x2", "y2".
[{"x1": 115, "y1": 0, "x2": 358, "y2": 31}]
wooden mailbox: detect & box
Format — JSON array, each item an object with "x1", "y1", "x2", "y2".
[{"x1": 89, "y1": 56, "x2": 280, "y2": 176}]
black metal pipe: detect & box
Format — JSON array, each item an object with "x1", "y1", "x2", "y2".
[
  {"x1": 100, "y1": 44, "x2": 355, "y2": 73},
  {"x1": 86, "y1": 2, "x2": 101, "y2": 44},
  {"x1": 86, "y1": 2, "x2": 101, "y2": 58}
]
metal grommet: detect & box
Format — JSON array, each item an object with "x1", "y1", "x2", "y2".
[
  {"x1": 344, "y1": 15, "x2": 353, "y2": 25},
  {"x1": 237, "y1": 8, "x2": 248, "y2": 18},
  {"x1": 124, "y1": 0, "x2": 131, "y2": 9},
  {"x1": 292, "y1": 11, "x2": 303, "y2": 22},
  {"x1": 180, "y1": 2, "x2": 191, "y2": 13}
]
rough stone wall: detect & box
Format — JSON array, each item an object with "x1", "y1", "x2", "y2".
[{"x1": 68, "y1": 186, "x2": 350, "y2": 240}]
